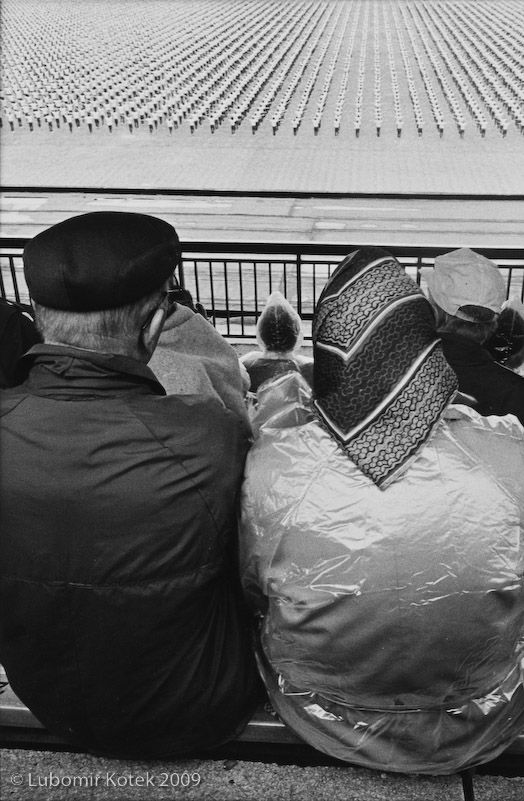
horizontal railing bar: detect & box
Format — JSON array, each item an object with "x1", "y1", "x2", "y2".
[
  {"x1": 2, "y1": 239, "x2": 524, "y2": 261},
  {"x1": 2, "y1": 239, "x2": 523, "y2": 340},
  {"x1": 2, "y1": 186, "x2": 524, "y2": 202}
]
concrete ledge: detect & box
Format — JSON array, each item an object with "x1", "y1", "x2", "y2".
[{"x1": 2, "y1": 666, "x2": 522, "y2": 756}]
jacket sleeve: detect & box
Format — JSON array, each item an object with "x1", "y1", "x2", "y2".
[{"x1": 240, "y1": 373, "x2": 316, "y2": 613}]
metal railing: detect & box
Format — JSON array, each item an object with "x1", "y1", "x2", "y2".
[{"x1": 2, "y1": 239, "x2": 523, "y2": 339}]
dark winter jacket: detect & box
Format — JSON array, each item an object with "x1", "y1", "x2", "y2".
[
  {"x1": 0, "y1": 344, "x2": 260, "y2": 757},
  {"x1": 440, "y1": 333, "x2": 524, "y2": 425}
]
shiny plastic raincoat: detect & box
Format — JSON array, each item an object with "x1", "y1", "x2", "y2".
[{"x1": 240, "y1": 372, "x2": 524, "y2": 774}]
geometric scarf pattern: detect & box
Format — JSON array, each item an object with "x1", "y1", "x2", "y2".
[{"x1": 313, "y1": 248, "x2": 458, "y2": 488}]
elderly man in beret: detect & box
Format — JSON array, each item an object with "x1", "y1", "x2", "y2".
[
  {"x1": 0, "y1": 212, "x2": 260, "y2": 757},
  {"x1": 427, "y1": 247, "x2": 524, "y2": 426}
]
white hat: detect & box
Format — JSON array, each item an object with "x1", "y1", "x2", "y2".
[{"x1": 427, "y1": 248, "x2": 505, "y2": 319}]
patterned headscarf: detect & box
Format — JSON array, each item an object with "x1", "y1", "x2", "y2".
[{"x1": 313, "y1": 247, "x2": 458, "y2": 488}]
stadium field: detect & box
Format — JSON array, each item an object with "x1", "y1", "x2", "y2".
[{"x1": 1, "y1": 0, "x2": 523, "y2": 194}]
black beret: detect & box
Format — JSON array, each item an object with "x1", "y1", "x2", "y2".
[{"x1": 24, "y1": 212, "x2": 180, "y2": 311}]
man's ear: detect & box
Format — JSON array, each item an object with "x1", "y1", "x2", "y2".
[{"x1": 141, "y1": 306, "x2": 166, "y2": 357}]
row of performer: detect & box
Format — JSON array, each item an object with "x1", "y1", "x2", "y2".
[{"x1": 2, "y1": 0, "x2": 523, "y2": 138}]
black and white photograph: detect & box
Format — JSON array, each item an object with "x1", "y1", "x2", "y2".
[{"x1": 1, "y1": 2, "x2": 523, "y2": 799}]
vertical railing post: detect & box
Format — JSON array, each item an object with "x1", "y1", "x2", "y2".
[
  {"x1": 223, "y1": 259, "x2": 230, "y2": 337},
  {"x1": 208, "y1": 260, "x2": 216, "y2": 326},
  {"x1": 9, "y1": 256, "x2": 21, "y2": 303},
  {"x1": 238, "y1": 259, "x2": 244, "y2": 336},
  {"x1": 193, "y1": 260, "x2": 200, "y2": 304},
  {"x1": 178, "y1": 255, "x2": 185, "y2": 289},
  {"x1": 253, "y1": 260, "x2": 258, "y2": 324},
  {"x1": 296, "y1": 249, "x2": 303, "y2": 318},
  {"x1": 0, "y1": 263, "x2": 6, "y2": 299}
]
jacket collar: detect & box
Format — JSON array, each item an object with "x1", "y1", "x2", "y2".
[{"x1": 18, "y1": 344, "x2": 166, "y2": 397}]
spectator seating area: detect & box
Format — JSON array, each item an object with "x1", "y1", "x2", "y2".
[
  {"x1": 1, "y1": 231, "x2": 523, "y2": 794},
  {"x1": 1, "y1": 0, "x2": 523, "y2": 139}
]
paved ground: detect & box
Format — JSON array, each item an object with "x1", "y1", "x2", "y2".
[
  {"x1": 1, "y1": 191, "x2": 524, "y2": 249},
  {"x1": 2, "y1": 749, "x2": 524, "y2": 801}
]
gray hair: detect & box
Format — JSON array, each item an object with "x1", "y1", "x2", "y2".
[{"x1": 33, "y1": 287, "x2": 163, "y2": 356}]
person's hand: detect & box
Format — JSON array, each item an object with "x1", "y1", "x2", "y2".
[
  {"x1": 164, "y1": 287, "x2": 208, "y2": 324},
  {"x1": 162, "y1": 285, "x2": 205, "y2": 330},
  {"x1": 168, "y1": 287, "x2": 197, "y2": 311},
  {"x1": 162, "y1": 302, "x2": 195, "y2": 330}
]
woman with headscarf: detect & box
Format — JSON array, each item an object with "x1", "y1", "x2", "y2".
[
  {"x1": 240, "y1": 247, "x2": 524, "y2": 774},
  {"x1": 240, "y1": 291, "x2": 313, "y2": 392}
]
